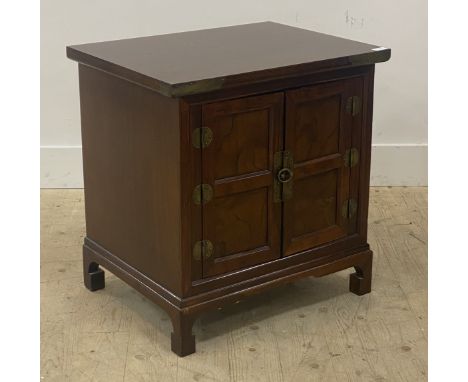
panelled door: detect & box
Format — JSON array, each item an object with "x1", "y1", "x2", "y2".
[
  {"x1": 200, "y1": 93, "x2": 284, "y2": 277},
  {"x1": 196, "y1": 78, "x2": 363, "y2": 276},
  {"x1": 282, "y1": 78, "x2": 362, "y2": 256}
]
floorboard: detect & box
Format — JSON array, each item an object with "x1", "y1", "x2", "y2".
[{"x1": 40, "y1": 187, "x2": 428, "y2": 381}]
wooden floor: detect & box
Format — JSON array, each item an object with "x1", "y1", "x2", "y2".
[{"x1": 41, "y1": 187, "x2": 427, "y2": 382}]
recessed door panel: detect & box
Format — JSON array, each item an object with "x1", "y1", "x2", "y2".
[
  {"x1": 214, "y1": 109, "x2": 270, "y2": 179},
  {"x1": 201, "y1": 93, "x2": 283, "y2": 277},
  {"x1": 211, "y1": 188, "x2": 268, "y2": 257},
  {"x1": 294, "y1": 95, "x2": 341, "y2": 162},
  {"x1": 292, "y1": 170, "x2": 338, "y2": 238},
  {"x1": 283, "y1": 78, "x2": 362, "y2": 256}
]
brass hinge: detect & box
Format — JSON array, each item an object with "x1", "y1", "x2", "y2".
[
  {"x1": 192, "y1": 184, "x2": 213, "y2": 205},
  {"x1": 346, "y1": 96, "x2": 361, "y2": 116},
  {"x1": 273, "y1": 150, "x2": 294, "y2": 203},
  {"x1": 192, "y1": 127, "x2": 213, "y2": 149},
  {"x1": 342, "y1": 198, "x2": 358, "y2": 219},
  {"x1": 344, "y1": 148, "x2": 360, "y2": 167},
  {"x1": 193, "y1": 240, "x2": 213, "y2": 261}
]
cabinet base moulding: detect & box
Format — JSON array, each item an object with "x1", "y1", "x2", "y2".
[{"x1": 83, "y1": 238, "x2": 373, "y2": 357}]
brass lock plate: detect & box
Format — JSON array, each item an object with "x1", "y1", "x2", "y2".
[
  {"x1": 274, "y1": 150, "x2": 294, "y2": 203},
  {"x1": 281, "y1": 151, "x2": 294, "y2": 201}
]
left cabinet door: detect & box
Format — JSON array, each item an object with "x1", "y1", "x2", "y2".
[{"x1": 200, "y1": 93, "x2": 284, "y2": 277}]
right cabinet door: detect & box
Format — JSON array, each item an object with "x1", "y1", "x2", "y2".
[{"x1": 283, "y1": 78, "x2": 363, "y2": 256}]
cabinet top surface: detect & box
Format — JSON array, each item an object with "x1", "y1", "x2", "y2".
[{"x1": 67, "y1": 22, "x2": 390, "y2": 97}]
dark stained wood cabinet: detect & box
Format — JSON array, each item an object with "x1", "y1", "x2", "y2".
[{"x1": 67, "y1": 22, "x2": 390, "y2": 356}]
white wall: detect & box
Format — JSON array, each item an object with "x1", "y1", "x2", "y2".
[{"x1": 41, "y1": 0, "x2": 427, "y2": 187}]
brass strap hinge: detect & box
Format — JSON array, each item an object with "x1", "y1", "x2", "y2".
[
  {"x1": 273, "y1": 150, "x2": 294, "y2": 203},
  {"x1": 344, "y1": 148, "x2": 360, "y2": 167},
  {"x1": 192, "y1": 184, "x2": 213, "y2": 205},
  {"x1": 342, "y1": 198, "x2": 358, "y2": 219},
  {"x1": 192, "y1": 127, "x2": 213, "y2": 149},
  {"x1": 346, "y1": 96, "x2": 362, "y2": 116},
  {"x1": 193, "y1": 240, "x2": 213, "y2": 261}
]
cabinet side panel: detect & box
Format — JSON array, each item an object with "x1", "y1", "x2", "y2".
[{"x1": 78, "y1": 64, "x2": 182, "y2": 295}]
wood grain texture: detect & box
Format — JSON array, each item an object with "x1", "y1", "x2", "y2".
[
  {"x1": 283, "y1": 78, "x2": 358, "y2": 256},
  {"x1": 79, "y1": 65, "x2": 184, "y2": 295},
  {"x1": 75, "y1": 65, "x2": 379, "y2": 357},
  {"x1": 41, "y1": 187, "x2": 427, "y2": 381},
  {"x1": 66, "y1": 22, "x2": 390, "y2": 97},
  {"x1": 68, "y1": 31, "x2": 388, "y2": 356},
  {"x1": 201, "y1": 93, "x2": 284, "y2": 277}
]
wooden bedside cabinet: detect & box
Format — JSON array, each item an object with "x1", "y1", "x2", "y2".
[{"x1": 67, "y1": 22, "x2": 390, "y2": 356}]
